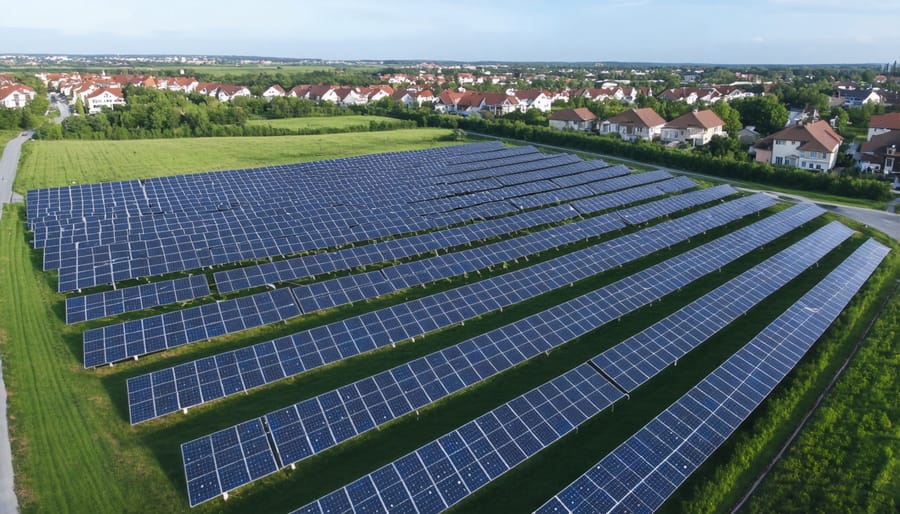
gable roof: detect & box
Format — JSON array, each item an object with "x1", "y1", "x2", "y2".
[
  {"x1": 767, "y1": 120, "x2": 843, "y2": 153},
  {"x1": 859, "y1": 130, "x2": 900, "y2": 154},
  {"x1": 605, "y1": 108, "x2": 666, "y2": 128},
  {"x1": 86, "y1": 87, "x2": 123, "y2": 99},
  {"x1": 869, "y1": 112, "x2": 900, "y2": 131},
  {"x1": 665, "y1": 110, "x2": 725, "y2": 130},
  {"x1": 550, "y1": 107, "x2": 597, "y2": 122}
]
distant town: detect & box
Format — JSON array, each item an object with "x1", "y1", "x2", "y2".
[{"x1": 2, "y1": 54, "x2": 898, "y2": 180}]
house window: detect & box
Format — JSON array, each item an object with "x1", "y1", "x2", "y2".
[
  {"x1": 887, "y1": 157, "x2": 895, "y2": 170},
  {"x1": 816, "y1": 164, "x2": 822, "y2": 170},
  {"x1": 776, "y1": 140, "x2": 785, "y2": 145},
  {"x1": 809, "y1": 151, "x2": 817, "y2": 158},
  {"x1": 775, "y1": 156, "x2": 783, "y2": 165}
]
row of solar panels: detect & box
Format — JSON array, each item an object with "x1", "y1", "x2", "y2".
[
  {"x1": 180, "y1": 208, "x2": 882, "y2": 508},
  {"x1": 128, "y1": 194, "x2": 784, "y2": 426}
]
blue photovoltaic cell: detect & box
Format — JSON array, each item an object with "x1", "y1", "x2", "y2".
[
  {"x1": 130, "y1": 196, "x2": 798, "y2": 425},
  {"x1": 84, "y1": 288, "x2": 301, "y2": 368},
  {"x1": 65, "y1": 275, "x2": 210, "y2": 324},
  {"x1": 182, "y1": 418, "x2": 280, "y2": 507},
  {"x1": 536, "y1": 239, "x2": 889, "y2": 514},
  {"x1": 289, "y1": 364, "x2": 622, "y2": 514},
  {"x1": 593, "y1": 221, "x2": 854, "y2": 392}
]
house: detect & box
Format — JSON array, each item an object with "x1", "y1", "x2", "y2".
[
  {"x1": 334, "y1": 87, "x2": 367, "y2": 106},
  {"x1": 737, "y1": 126, "x2": 761, "y2": 146},
  {"x1": 599, "y1": 108, "x2": 666, "y2": 142},
  {"x1": 660, "y1": 110, "x2": 726, "y2": 146},
  {"x1": 513, "y1": 90, "x2": 552, "y2": 112},
  {"x1": 287, "y1": 85, "x2": 311, "y2": 99},
  {"x1": 857, "y1": 131, "x2": 900, "y2": 175},
  {"x1": 471, "y1": 92, "x2": 523, "y2": 115},
  {"x1": 754, "y1": 120, "x2": 843, "y2": 171},
  {"x1": 657, "y1": 87, "x2": 718, "y2": 105},
  {"x1": 549, "y1": 108, "x2": 597, "y2": 131},
  {"x1": 866, "y1": 112, "x2": 900, "y2": 140},
  {"x1": 168, "y1": 77, "x2": 198, "y2": 94},
  {"x1": 434, "y1": 90, "x2": 466, "y2": 112},
  {"x1": 262, "y1": 85, "x2": 286, "y2": 100},
  {"x1": 839, "y1": 88, "x2": 882, "y2": 107},
  {"x1": 0, "y1": 84, "x2": 36, "y2": 108},
  {"x1": 85, "y1": 87, "x2": 125, "y2": 113},
  {"x1": 215, "y1": 84, "x2": 251, "y2": 102},
  {"x1": 359, "y1": 85, "x2": 393, "y2": 103},
  {"x1": 308, "y1": 84, "x2": 340, "y2": 103}
]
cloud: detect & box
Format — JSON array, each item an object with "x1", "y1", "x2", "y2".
[{"x1": 752, "y1": 36, "x2": 765, "y2": 44}]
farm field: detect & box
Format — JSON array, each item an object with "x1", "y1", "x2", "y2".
[
  {"x1": 13, "y1": 128, "x2": 456, "y2": 192},
  {"x1": 1, "y1": 133, "x2": 897, "y2": 514},
  {"x1": 246, "y1": 115, "x2": 408, "y2": 131}
]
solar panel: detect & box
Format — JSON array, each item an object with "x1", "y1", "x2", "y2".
[
  {"x1": 181, "y1": 418, "x2": 280, "y2": 507},
  {"x1": 65, "y1": 275, "x2": 210, "y2": 324},
  {"x1": 129, "y1": 195, "x2": 793, "y2": 425},
  {"x1": 592, "y1": 221, "x2": 854, "y2": 392},
  {"x1": 536, "y1": 238, "x2": 890, "y2": 514},
  {"x1": 83, "y1": 288, "x2": 301, "y2": 368},
  {"x1": 290, "y1": 364, "x2": 623, "y2": 514}
]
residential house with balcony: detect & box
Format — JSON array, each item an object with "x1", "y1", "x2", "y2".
[
  {"x1": 753, "y1": 120, "x2": 843, "y2": 171},
  {"x1": 660, "y1": 110, "x2": 726, "y2": 145}
]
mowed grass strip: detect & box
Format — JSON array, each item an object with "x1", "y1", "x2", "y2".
[
  {"x1": 14, "y1": 128, "x2": 457, "y2": 191},
  {"x1": 0, "y1": 204, "x2": 185, "y2": 513},
  {"x1": 245, "y1": 115, "x2": 407, "y2": 130}
]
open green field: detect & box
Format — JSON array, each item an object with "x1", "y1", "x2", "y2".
[
  {"x1": 1, "y1": 133, "x2": 898, "y2": 514},
  {"x1": 13, "y1": 128, "x2": 456, "y2": 192},
  {"x1": 246, "y1": 115, "x2": 406, "y2": 131}
]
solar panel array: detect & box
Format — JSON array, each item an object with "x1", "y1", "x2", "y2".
[
  {"x1": 65, "y1": 275, "x2": 210, "y2": 324},
  {"x1": 128, "y1": 195, "x2": 795, "y2": 425},
  {"x1": 211, "y1": 173, "x2": 691, "y2": 295},
  {"x1": 25, "y1": 142, "x2": 891, "y2": 512},
  {"x1": 83, "y1": 288, "x2": 301, "y2": 368},
  {"x1": 37, "y1": 144, "x2": 650, "y2": 291},
  {"x1": 289, "y1": 364, "x2": 624, "y2": 514},
  {"x1": 537, "y1": 238, "x2": 890, "y2": 514},
  {"x1": 176, "y1": 198, "x2": 815, "y2": 505},
  {"x1": 291, "y1": 185, "x2": 734, "y2": 314},
  {"x1": 593, "y1": 221, "x2": 855, "y2": 392}
]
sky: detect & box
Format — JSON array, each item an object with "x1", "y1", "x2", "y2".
[{"x1": 1, "y1": 0, "x2": 899, "y2": 64}]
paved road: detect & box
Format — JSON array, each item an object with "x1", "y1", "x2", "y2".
[
  {"x1": 0, "y1": 133, "x2": 25, "y2": 512},
  {"x1": 468, "y1": 132, "x2": 900, "y2": 241},
  {"x1": 51, "y1": 95, "x2": 70, "y2": 124},
  {"x1": 0, "y1": 131, "x2": 29, "y2": 221}
]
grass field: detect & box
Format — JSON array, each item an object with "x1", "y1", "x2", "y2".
[
  {"x1": 1, "y1": 133, "x2": 897, "y2": 514},
  {"x1": 246, "y1": 115, "x2": 406, "y2": 130},
  {"x1": 13, "y1": 129, "x2": 456, "y2": 192}
]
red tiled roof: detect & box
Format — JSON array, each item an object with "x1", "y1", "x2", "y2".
[
  {"x1": 869, "y1": 112, "x2": 900, "y2": 131},
  {"x1": 550, "y1": 107, "x2": 597, "y2": 122},
  {"x1": 86, "y1": 87, "x2": 123, "y2": 99},
  {"x1": 665, "y1": 110, "x2": 725, "y2": 130},
  {"x1": 606, "y1": 108, "x2": 666, "y2": 128},
  {"x1": 768, "y1": 120, "x2": 843, "y2": 153}
]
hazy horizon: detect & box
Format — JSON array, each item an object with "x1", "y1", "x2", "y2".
[{"x1": 2, "y1": 0, "x2": 899, "y2": 65}]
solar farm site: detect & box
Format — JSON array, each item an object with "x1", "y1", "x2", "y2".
[{"x1": 22, "y1": 141, "x2": 892, "y2": 513}]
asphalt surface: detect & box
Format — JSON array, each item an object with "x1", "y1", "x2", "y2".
[{"x1": 0, "y1": 133, "x2": 25, "y2": 513}]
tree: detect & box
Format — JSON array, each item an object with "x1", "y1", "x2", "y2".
[
  {"x1": 732, "y1": 95, "x2": 789, "y2": 135},
  {"x1": 833, "y1": 107, "x2": 849, "y2": 134},
  {"x1": 711, "y1": 101, "x2": 742, "y2": 138},
  {"x1": 75, "y1": 96, "x2": 86, "y2": 116}
]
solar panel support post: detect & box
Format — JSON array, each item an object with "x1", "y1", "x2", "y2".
[
  {"x1": 183, "y1": 408, "x2": 188, "y2": 415},
  {"x1": 222, "y1": 492, "x2": 229, "y2": 502},
  {"x1": 290, "y1": 463, "x2": 296, "y2": 470}
]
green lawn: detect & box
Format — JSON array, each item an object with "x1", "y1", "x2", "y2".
[
  {"x1": 0, "y1": 130, "x2": 21, "y2": 147},
  {"x1": 246, "y1": 115, "x2": 407, "y2": 131},
  {"x1": 13, "y1": 129, "x2": 456, "y2": 192},
  {"x1": 1, "y1": 133, "x2": 898, "y2": 513}
]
